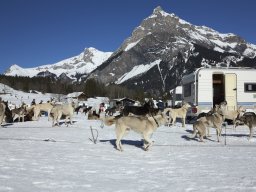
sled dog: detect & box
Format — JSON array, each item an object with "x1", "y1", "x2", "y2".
[
  {"x1": 190, "y1": 105, "x2": 224, "y2": 142},
  {"x1": 238, "y1": 113, "x2": 256, "y2": 140},
  {"x1": 196, "y1": 107, "x2": 216, "y2": 120},
  {"x1": 33, "y1": 102, "x2": 54, "y2": 121},
  {"x1": 105, "y1": 106, "x2": 116, "y2": 116},
  {"x1": 164, "y1": 102, "x2": 191, "y2": 127},
  {"x1": 50, "y1": 103, "x2": 75, "y2": 126},
  {"x1": 11, "y1": 106, "x2": 26, "y2": 122},
  {"x1": 83, "y1": 106, "x2": 92, "y2": 115},
  {"x1": 219, "y1": 102, "x2": 245, "y2": 129},
  {"x1": 88, "y1": 110, "x2": 100, "y2": 120},
  {"x1": 121, "y1": 102, "x2": 159, "y2": 117},
  {"x1": 104, "y1": 113, "x2": 167, "y2": 151}
]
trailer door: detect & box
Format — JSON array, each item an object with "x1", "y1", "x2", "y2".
[{"x1": 225, "y1": 73, "x2": 237, "y2": 110}]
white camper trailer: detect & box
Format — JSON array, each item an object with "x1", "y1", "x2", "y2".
[{"x1": 182, "y1": 67, "x2": 256, "y2": 118}]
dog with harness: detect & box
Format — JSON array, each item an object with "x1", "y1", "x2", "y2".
[{"x1": 103, "y1": 112, "x2": 168, "y2": 151}]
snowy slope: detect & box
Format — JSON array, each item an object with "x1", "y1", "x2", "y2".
[
  {"x1": 115, "y1": 59, "x2": 162, "y2": 84},
  {"x1": 0, "y1": 83, "x2": 108, "y2": 110},
  {"x1": 0, "y1": 83, "x2": 58, "y2": 107},
  {"x1": 4, "y1": 47, "x2": 113, "y2": 79}
]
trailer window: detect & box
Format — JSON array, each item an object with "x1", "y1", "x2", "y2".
[
  {"x1": 183, "y1": 83, "x2": 192, "y2": 97},
  {"x1": 244, "y1": 83, "x2": 256, "y2": 92}
]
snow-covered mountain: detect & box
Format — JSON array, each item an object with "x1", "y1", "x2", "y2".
[
  {"x1": 4, "y1": 47, "x2": 113, "y2": 81},
  {"x1": 121, "y1": 6, "x2": 256, "y2": 57},
  {"x1": 89, "y1": 6, "x2": 256, "y2": 95},
  {"x1": 4, "y1": 6, "x2": 256, "y2": 96}
]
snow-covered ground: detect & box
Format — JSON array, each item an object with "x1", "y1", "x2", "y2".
[
  {"x1": 1, "y1": 83, "x2": 256, "y2": 191},
  {"x1": 0, "y1": 113, "x2": 256, "y2": 192}
]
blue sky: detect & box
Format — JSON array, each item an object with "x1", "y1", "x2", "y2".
[{"x1": 0, "y1": 0, "x2": 255, "y2": 74}]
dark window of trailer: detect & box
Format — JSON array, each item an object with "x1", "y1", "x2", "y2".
[
  {"x1": 183, "y1": 83, "x2": 192, "y2": 97},
  {"x1": 244, "y1": 83, "x2": 256, "y2": 92}
]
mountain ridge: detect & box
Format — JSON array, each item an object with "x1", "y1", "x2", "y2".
[
  {"x1": 88, "y1": 6, "x2": 256, "y2": 95},
  {"x1": 4, "y1": 6, "x2": 256, "y2": 96},
  {"x1": 5, "y1": 47, "x2": 113, "y2": 81}
]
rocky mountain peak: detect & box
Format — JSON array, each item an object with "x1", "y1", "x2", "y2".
[
  {"x1": 84, "y1": 47, "x2": 98, "y2": 54},
  {"x1": 119, "y1": 7, "x2": 191, "y2": 52},
  {"x1": 153, "y1": 6, "x2": 163, "y2": 13},
  {"x1": 82, "y1": 47, "x2": 96, "y2": 63},
  {"x1": 152, "y1": 6, "x2": 177, "y2": 18}
]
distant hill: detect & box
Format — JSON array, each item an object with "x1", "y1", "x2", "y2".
[{"x1": 4, "y1": 48, "x2": 113, "y2": 82}]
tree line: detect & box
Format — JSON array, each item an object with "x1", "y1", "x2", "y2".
[{"x1": 0, "y1": 75, "x2": 150, "y2": 101}]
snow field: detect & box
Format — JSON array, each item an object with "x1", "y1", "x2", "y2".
[{"x1": 0, "y1": 113, "x2": 256, "y2": 192}]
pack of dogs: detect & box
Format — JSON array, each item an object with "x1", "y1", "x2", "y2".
[
  {"x1": 75, "y1": 105, "x2": 92, "y2": 115},
  {"x1": 190, "y1": 102, "x2": 255, "y2": 142},
  {"x1": 0, "y1": 98, "x2": 256, "y2": 152},
  {"x1": 0, "y1": 100, "x2": 76, "y2": 127}
]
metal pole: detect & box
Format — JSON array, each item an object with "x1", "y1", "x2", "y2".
[
  {"x1": 89, "y1": 126, "x2": 98, "y2": 144},
  {"x1": 224, "y1": 122, "x2": 227, "y2": 146}
]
